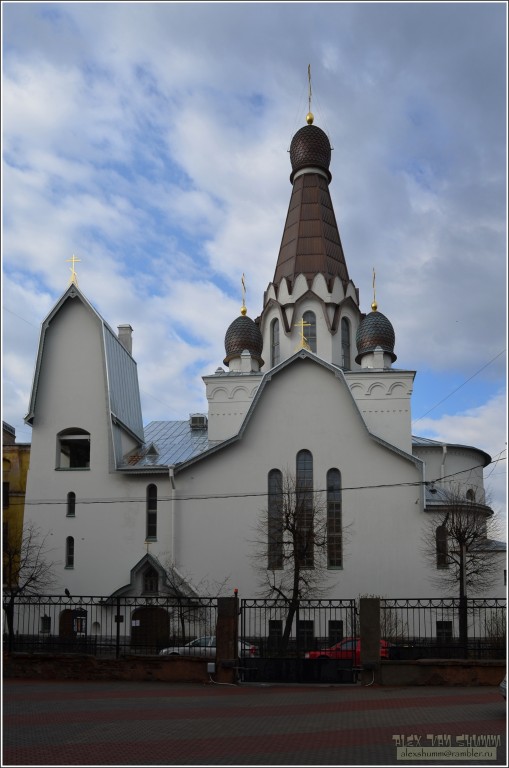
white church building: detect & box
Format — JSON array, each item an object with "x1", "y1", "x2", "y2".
[{"x1": 22, "y1": 112, "x2": 505, "y2": 601}]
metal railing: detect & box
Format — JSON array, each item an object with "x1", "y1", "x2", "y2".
[
  {"x1": 240, "y1": 598, "x2": 357, "y2": 658},
  {"x1": 3, "y1": 594, "x2": 505, "y2": 662},
  {"x1": 3, "y1": 594, "x2": 218, "y2": 658},
  {"x1": 381, "y1": 598, "x2": 506, "y2": 660}
]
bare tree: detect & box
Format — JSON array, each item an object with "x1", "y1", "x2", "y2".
[
  {"x1": 3, "y1": 521, "x2": 58, "y2": 651},
  {"x1": 422, "y1": 484, "x2": 503, "y2": 654},
  {"x1": 162, "y1": 561, "x2": 230, "y2": 642},
  {"x1": 251, "y1": 469, "x2": 347, "y2": 653}
]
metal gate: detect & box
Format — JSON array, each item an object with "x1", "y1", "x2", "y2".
[{"x1": 239, "y1": 598, "x2": 358, "y2": 683}]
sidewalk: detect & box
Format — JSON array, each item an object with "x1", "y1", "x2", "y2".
[{"x1": 2, "y1": 679, "x2": 506, "y2": 766}]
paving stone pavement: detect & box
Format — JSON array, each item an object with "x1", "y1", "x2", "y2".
[{"x1": 2, "y1": 679, "x2": 506, "y2": 766}]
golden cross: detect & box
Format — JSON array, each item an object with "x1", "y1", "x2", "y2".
[
  {"x1": 294, "y1": 317, "x2": 311, "y2": 351},
  {"x1": 372, "y1": 267, "x2": 378, "y2": 311},
  {"x1": 66, "y1": 254, "x2": 81, "y2": 285}
]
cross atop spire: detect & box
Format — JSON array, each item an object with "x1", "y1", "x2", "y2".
[
  {"x1": 306, "y1": 64, "x2": 314, "y2": 125},
  {"x1": 294, "y1": 317, "x2": 312, "y2": 351},
  {"x1": 241, "y1": 273, "x2": 247, "y2": 316},
  {"x1": 66, "y1": 254, "x2": 81, "y2": 286}
]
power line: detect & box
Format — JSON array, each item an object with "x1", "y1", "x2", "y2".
[
  {"x1": 414, "y1": 350, "x2": 506, "y2": 422},
  {"x1": 23, "y1": 456, "x2": 505, "y2": 506}
]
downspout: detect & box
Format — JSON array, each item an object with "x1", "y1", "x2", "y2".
[
  {"x1": 169, "y1": 465, "x2": 176, "y2": 565},
  {"x1": 441, "y1": 445, "x2": 447, "y2": 483}
]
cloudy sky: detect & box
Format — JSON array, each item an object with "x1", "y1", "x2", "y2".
[{"x1": 2, "y1": 2, "x2": 507, "y2": 516}]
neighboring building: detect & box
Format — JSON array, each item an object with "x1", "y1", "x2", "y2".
[
  {"x1": 21, "y1": 112, "x2": 505, "y2": 600},
  {"x1": 2, "y1": 422, "x2": 31, "y2": 585}
]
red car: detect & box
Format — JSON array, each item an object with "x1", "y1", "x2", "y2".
[{"x1": 304, "y1": 637, "x2": 391, "y2": 666}]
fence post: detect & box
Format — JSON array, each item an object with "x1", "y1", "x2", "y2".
[
  {"x1": 359, "y1": 597, "x2": 381, "y2": 683},
  {"x1": 115, "y1": 597, "x2": 121, "y2": 659},
  {"x1": 215, "y1": 594, "x2": 238, "y2": 684}
]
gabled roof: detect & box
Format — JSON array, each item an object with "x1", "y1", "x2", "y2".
[
  {"x1": 24, "y1": 283, "x2": 144, "y2": 442},
  {"x1": 123, "y1": 349, "x2": 422, "y2": 475}
]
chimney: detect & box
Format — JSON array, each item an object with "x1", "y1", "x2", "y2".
[{"x1": 117, "y1": 324, "x2": 133, "y2": 355}]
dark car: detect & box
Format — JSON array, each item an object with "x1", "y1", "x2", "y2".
[{"x1": 304, "y1": 637, "x2": 391, "y2": 666}]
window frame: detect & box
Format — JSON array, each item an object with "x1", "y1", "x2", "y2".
[
  {"x1": 302, "y1": 311, "x2": 317, "y2": 353},
  {"x1": 146, "y1": 484, "x2": 158, "y2": 541},
  {"x1": 296, "y1": 449, "x2": 314, "y2": 568},
  {"x1": 270, "y1": 318, "x2": 280, "y2": 367},
  {"x1": 66, "y1": 491, "x2": 76, "y2": 517},
  {"x1": 56, "y1": 429, "x2": 90, "y2": 470},
  {"x1": 65, "y1": 536, "x2": 75, "y2": 569},
  {"x1": 268, "y1": 469, "x2": 283, "y2": 569},
  {"x1": 341, "y1": 317, "x2": 351, "y2": 370},
  {"x1": 327, "y1": 468, "x2": 343, "y2": 569}
]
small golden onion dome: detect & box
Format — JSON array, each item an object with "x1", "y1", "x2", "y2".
[
  {"x1": 241, "y1": 305, "x2": 247, "y2": 316},
  {"x1": 306, "y1": 112, "x2": 314, "y2": 125},
  {"x1": 371, "y1": 301, "x2": 378, "y2": 311}
]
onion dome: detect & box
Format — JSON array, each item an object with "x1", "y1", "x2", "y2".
[
  {"x1": 289, "y1": 122, "x2": 332, "y2": 183},
  {"x1": 223, "y1": 307, "x2": 264, "y2": 367},
  {"x1": 355, "y1": 304, "x2": 397, "y2": 364}
]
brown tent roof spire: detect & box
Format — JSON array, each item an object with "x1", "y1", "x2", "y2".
[{"x1": 272, "y1": 119, "x2": 350, "y2": 292}]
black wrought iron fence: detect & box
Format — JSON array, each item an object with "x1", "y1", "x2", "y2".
[
  {"x1": 381, "y1": 598, "x2": 506, "y2": 660},
  {"x1": 3, "y1": 594, "x2": 218, "y2": 658},
  {"x1": 240, "y1": 598, "x2": 357, "y2": 658}
]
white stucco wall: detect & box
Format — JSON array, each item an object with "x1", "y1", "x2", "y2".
[
  {"x1": 172, "y1": 357, "x2": 436, "y2": 599},
  {"x1": 23, "y1": 298, "x2": 173, "y2": 595}
]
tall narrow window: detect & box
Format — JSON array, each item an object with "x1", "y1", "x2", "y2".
[
  {"x1": 341, "y1": 318, "x2": 351, "y2": 370},
  {"x1": 268, "y1": 469, "x2": 283, "y2": 569},
  {"x1": 436, "y1": 526, "x2": 449, "y2": 568},
  {"x1": 143, "y1": 566, "x2": 158, "y2": 594},
  {"x1": 296, "y1": 449, "x2": 314, "y2": 567},
  {"x1": 302, "y1": 311, "x2": 316, "y2": 352},
  {"x1": 67, "y1": 492, "x2": 76, "y2": 517},
  {"x1": 146, "y1": 484, "x2": 157, "y2": 540},
  {"x1": 327, "y1": 469, "x2": 342, "y2": 568},
  {"x1": 271, "y1": 319, "x2": 280, "y2": 367},
  {"x1": 66, "y1": 536, "x2": 75, "y2": 568}
]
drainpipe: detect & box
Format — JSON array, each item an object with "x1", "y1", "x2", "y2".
[
  {"x1": 440, "y1": 445, "x2": 447, "y2": 484},
  {"x1": 169, "y1": 466, "x2": 176, "y2": 565}
]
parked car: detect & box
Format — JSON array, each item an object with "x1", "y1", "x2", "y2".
[
  {"x1": 304, "y1": 637, "x2": 391, "y2": 666},
  {"x1": 159, "y1": 635, "x2": 259, "y2": 658},
  {"x1": 500, "y1": 675, "x2": 506, "y2": 699}
]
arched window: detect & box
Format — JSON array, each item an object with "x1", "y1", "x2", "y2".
[
  {"x1": 302, "y1": 311, "x2": 316, "y2": 353},
  {"x1": 268, "y1": 469, "x2": 283, "y2": 569},
  {"x1": 327, "y1": 469, "x2": 342, "y2": 568},
  {"x1": 271, "y1": 319, "x2": 280, "y2": 367},
  {"x1": 466, "y1": 489, "x2": 476, "y2": 502},
  {"x1": 146, "y1": 485, "x2": 157, "y2": 540},
  {"x1": 341, "y1": 318, "x2": 351, "y2": 370},
  {"x1": 57, "y1": 428, "x2": 90, "y2": 469},
  {"x1": 143, "y1": 566, "x2": 158, "y2": 594},
  {"x1": 65, "y1": 536, "x2": 75, "y2": 568},
  {"x1": 436, "y1": 526, "x2": 449, "y2": 569},
  {"x1": 67, "y1": 492, "x2": 76, "y2": 517},
  {"x1": 296, "y1": 450, "x2": 314, "y2": 567}
]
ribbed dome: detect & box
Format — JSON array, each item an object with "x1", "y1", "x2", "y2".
[
  {"x1": 223, "y1": 314, "x2": 264, "y2": 367},
  {"x1": 355, "y1": 311, "x2": 397, "y2": 364},
  {"x1": 290, "y1": 124, "x2": 332, "y2": 183}
]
